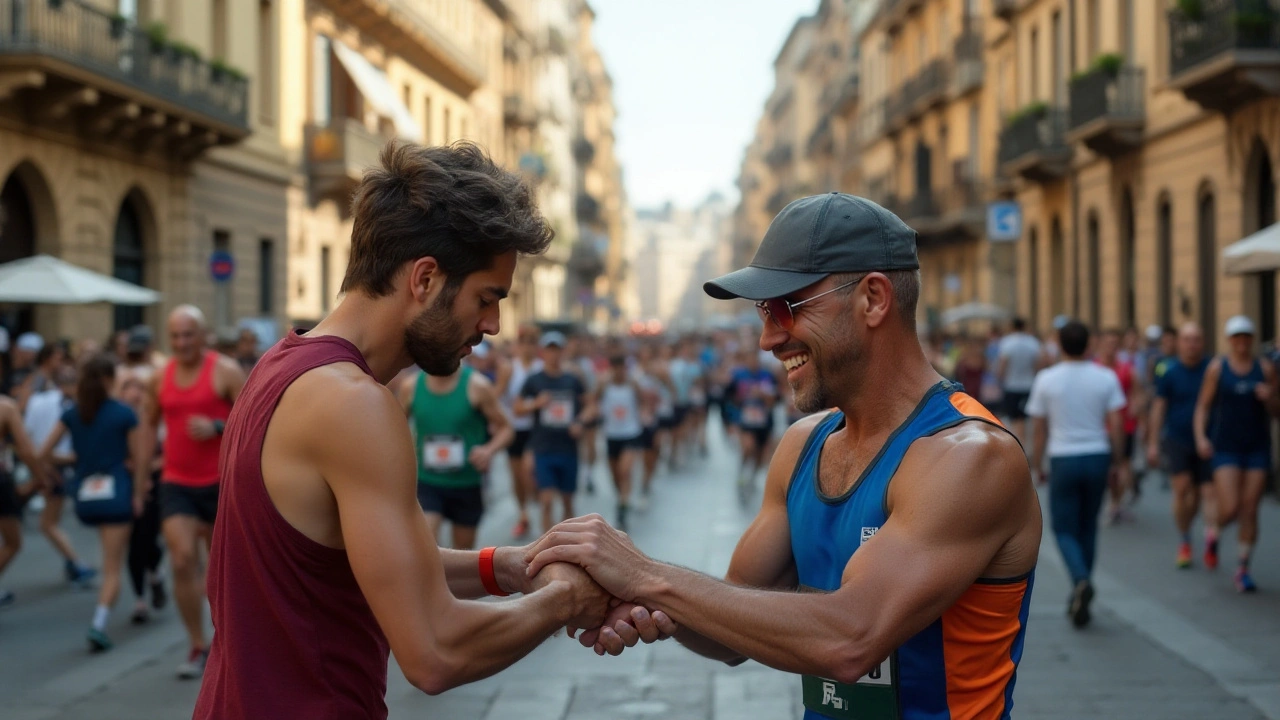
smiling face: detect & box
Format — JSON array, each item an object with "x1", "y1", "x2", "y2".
[
  {"x1": 762, "y1": 277, "x2": 861, "y2": 414},
  {"x1": 405, "y1": 252, "x2": 514, "y2": 376}
]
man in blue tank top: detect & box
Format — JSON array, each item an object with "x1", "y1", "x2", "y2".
[{"x1": 526, "y1": 194, "x2": 1043, "y2": 720}]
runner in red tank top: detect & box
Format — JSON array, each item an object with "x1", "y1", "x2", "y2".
[
  {"x1": 193, "y1": 143, "x2": 673, "y2": 720},
  {"x1": 139, "y1": 305, "x2": 245, "y2": 679}
]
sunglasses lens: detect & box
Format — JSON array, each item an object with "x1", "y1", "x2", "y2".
[{"x1": 766, "y1": 299, "x2": 793, "y2": 329}]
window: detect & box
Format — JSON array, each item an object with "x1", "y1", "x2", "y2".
[
  {"x1": 312, "y1": 34, "x2": 331, "y2": 125},
  {"x1": 1051, "y1": 11, "x2": 1062, "y2": 104},
  {"x1": 213, "y1": 229, "x2": 232, "y2": 331},
  {"x1": 1157, "y1": 197, "x2": 1173, "y2": 327},
  {"x1": 259, "y1": 238, "x2": 274, "y2": 316},
  {"x1": 113, "y1": 199, "x2": 145, "y2": 332},
  {"x1": 258, "y1": 1, "x2": 274, "y2": 125},
  {"x1": 1087, "y1": 212, "x2": 1100, "y2": 328},
  {"x1": 320, "y1": 246, "x2": 332, "y2": 314},
  {"x1": 213, "y1": 0, "x2": 228, "y2": 64},
  {"x1": 1197, "y1": 189, "x2": 1217, "y2": 349},
  {"x1": 1030, "y1": 27, "x2": 1040, "y2": 101},
  {"x1": 423, "y1": 96, "x2": 432, "y2": 144}
]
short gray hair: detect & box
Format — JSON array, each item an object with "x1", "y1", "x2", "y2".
[{"x1": 831, "y1": 270, "x2": 920, "y2": 329}]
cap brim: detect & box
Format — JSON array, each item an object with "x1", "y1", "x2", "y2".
[{"x1": 703, "y1": 266, "x2": 830, "y2": 301}]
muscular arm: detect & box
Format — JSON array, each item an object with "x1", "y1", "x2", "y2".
[
  {"x1": 314, "y1": 376, "x2": 605, "y2": 694},
  {"x1": 218, "y1": 355, "x2": 247, "y2": 404},
  {"x1": 532, "y1": 426, "x2": 1035, "y2": 683},
  {"x1": 470, "y1": 375, "x2": 514, "y2": 455},
  {"x1": 1262, "y1": 359, "x2": 1280, "y2": 417}
]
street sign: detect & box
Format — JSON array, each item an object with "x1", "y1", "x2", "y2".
[
  {"x1": 987, "y1": 201, "x2": 1022, "y2": 242},
  {"x1": 210, "y1": 250, "x2": 235, "y2": 282}
]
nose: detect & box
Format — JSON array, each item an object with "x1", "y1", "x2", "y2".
[
  {"x1": 480, "y1": 307, "x2": 501, "y2": 337},
  {"x1": 759, "y1": 317, "x2": 788, "y2": 354}
]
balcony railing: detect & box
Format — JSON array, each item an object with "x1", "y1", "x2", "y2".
[
  {"x1": 998, "y1": 107, "x2": 1072, "y2": 181},
  {"x1": 859, "y1": 98, "x2": 886, "y2": 146},
  {"x1": 504, "y1": 93, "x2": 538, "y2": 126},
  {"x1": 890, "y1": 59, "x2": 948, "y2": 129},
  {"x1": 1167, "y1": 0, "x2": 1280, "y2": 111},
  {"x1": 305, "y1": 117, "x2": 387, "y2": 200},
  {"x1": 1067, "y1": 66, "x2": 1144, "y2": 154},
  {"x1": 0, "y1": 0, "x2": 248, "y2": 134},
  {"x1": 764, "y1": 143, "x2": 793, "y2": 168},
  {"x1": 806, "y1": 116, "x2": 833, "y2": 157}
]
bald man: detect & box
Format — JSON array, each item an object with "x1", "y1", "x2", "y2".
[{"x1": 139, "y1": 306, "x2": 246, "y2": 679}]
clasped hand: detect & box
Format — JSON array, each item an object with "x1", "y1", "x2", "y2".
[{"x1": 526, "y1": 515, "x2": 678, "y2": 656}]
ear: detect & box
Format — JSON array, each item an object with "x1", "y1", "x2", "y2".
[
  {"x1": 407, "y1": 257, "x2": 442, "y2": 304},
  {"x1": 862, "y1": 273, "x2": 893, "y2": 329}
]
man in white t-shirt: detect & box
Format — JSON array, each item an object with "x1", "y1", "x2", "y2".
[
  {"x1": 996, "y1": 317, "x2": 1042, "y2": 442},
  {"x1": 1027, "y1": 320, "x2": 1126, "y2": 630}
]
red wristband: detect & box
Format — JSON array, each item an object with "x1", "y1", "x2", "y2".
[{"x1": 479, "y1": 547, "x2": 509, "y2": 597}]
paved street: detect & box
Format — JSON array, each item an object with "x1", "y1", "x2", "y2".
[{"x1": 3, "y1": 416, "x2": 1279, "y2": 720}]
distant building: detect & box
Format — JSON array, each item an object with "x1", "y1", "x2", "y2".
[{"x1": 629, "y1": 195, "x2": 732, "y2": 331}]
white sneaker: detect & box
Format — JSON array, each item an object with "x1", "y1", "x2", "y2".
[
  {"x1": 635, "y1": 494, "x2": 650, "y2": 512},
  {"x1": 177, "y1": 647, "x2": 208, "y2": 679}
]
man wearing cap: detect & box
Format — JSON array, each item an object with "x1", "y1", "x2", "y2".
[
  {"x1": 4, "y1": 331, "x2": 43, "y2": 401},
  {"x1": 515, "y1": 332, "x2": 589, "y2": 533},
  {"x1": 525, "y1": 193, "x2": 1042, "y2": 720},
  {"x1": 1192, "y1": 315, "x2": 1278, "y2": 592},
  {"x1": 397, "y1": 359, "x2": 513, "y2": 550}
]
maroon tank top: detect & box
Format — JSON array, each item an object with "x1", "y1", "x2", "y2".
[{"x1": 194, "y1": 330, "x2": 391, "y2": 720}]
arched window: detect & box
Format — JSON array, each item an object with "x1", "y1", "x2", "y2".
[
  {"x1": 1087, "y1": 211, "x2": 1100, "y2": 328},
  {"x1": 1197, "y1": 185, "x2": 1217, "y2": 350},
  {"x1": 1051, "y1": 216, "x2": 1065, "y2": 317},
  {"x1": 113, "y1": 198, "x2": 145, "y2": 331},
  {"x1": 1156, "y1": 193, "x2": 1173, "y2": 327}
]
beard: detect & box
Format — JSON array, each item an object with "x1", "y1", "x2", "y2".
[
  {"x1": 792, "y1": 314, "x2": 862, "y2": 413},
  {"x1": 404, "y1": 289, "x2": 480, "y2": 376}
]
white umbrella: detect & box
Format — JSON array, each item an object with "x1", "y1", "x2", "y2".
[
  {"x1": 0, "y1": 255, "x2": 161, "y2": 305},
  {"x1": 941, "y1": 302, "x2": 1011, "y2": 326},
  {"x1": 1224, "y1": 222, "x2": 1280, "y2": 275}
]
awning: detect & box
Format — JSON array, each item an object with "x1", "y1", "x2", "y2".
[
  {"x1": 331, "y1": 39, "x2": 423, "y2": 143},
  {"x1": 1224, "y1": 222, "x2": 1280, "y2": 275},
  {"x1": 0, "y1": 255, "x2": 161, "y2": 305}
]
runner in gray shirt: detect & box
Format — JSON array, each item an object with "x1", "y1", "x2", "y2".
[{"x1": 997, "y1": 317, "x2": 1043, "y2": 443}]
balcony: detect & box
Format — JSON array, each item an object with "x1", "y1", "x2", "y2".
[
  {"x1": 888, "y1": 60, "x2": 948, "y2": 131},
  {"x1": 1167, "y1": 0, "x2": 1280, "y2": 112},
  {"x1": 806, "y1": 116, "x2": 833, "y2": 158},
  {"x1": 993, "y1": 0, "x2": 1020, "y2": 21},
  {"x1": 504, "y1": 93, "x2": 537, "y2": 127},
  {"x1": 1067, "y1": 66, "x2": 1144, "y2": 156},
  {"x1": 859, "y1": 98, "x2": 886, "y2": 147},
  {"x1": 764, "y1": 142, "x2": 793, "y2": 168},
  {"x1": 881, "y1": 0, "x2": 926, "y2": 33},
  {"x1": 328, "y1": 0, "x2": 484, "y2": 91},
  {"x1": 305, "y1": 117, "x2": 387, "y2": 203},
  {"x1": 952, "y1": 24, "x2": 984, "y2": 97},
  {"x1": 998, "y1": 107, "x2": 1072, "y2": 182},
  {"x1": 0, "y1": 0, "x2": 248, "y2": 154},
  {"x1": 822, "y1": 71, "x2": 859, "y2": 116}
]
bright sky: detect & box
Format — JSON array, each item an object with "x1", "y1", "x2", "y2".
[{"x1": 588, "y1": 0, "x2": 818, "y2": 210}]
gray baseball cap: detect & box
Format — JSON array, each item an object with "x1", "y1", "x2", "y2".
[{"x1": 704, "y1": 193, "x2": 919, "y2": 301}]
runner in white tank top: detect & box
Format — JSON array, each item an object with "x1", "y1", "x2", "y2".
[
  {"x1": 497, "y1": 327, "x2": 543, "y2": 538},
  {"x1": 592, "y1": 355, "x2": 652, "y2": 530}
]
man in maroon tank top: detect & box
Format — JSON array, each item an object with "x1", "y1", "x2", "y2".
[
  {"x1": 139, "y1": 305, "x2": 245, "y2": 679},
  {"x1": 193, "y1": 142, "x2": 674, "y2": 720}
]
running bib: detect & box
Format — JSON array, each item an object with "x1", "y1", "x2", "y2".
[
  {"x1": 801, "y1": 657, "x2": 898, "y2": 720},
  {"x1": 78, "y1": 473, "x2": 117, "y2": 502},
  {"x1": 423, "y1": 436, "x2": 466, "y2": 471},
  {"x1": 612, "y1": 405, "x2": 630, "y2": 421},
  {"x1": 541, "y1": 397, "x2": 574, "y2": 428},
  {"x1": 741, "y1": 404, "x2": 768, "y2": 428}
]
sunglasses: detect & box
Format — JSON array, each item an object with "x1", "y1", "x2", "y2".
[{"x1": 755, "y1": 276, "x2": 864, "y2": 330}]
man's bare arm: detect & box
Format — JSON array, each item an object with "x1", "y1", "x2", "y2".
[
  {"x1": 471, "y1": 374, "x2": 515, "y2": 455},
  {"x1": 218, "y1": 355, "x2": 247, "y2": 404},
  {"x1": 135, "y1": 374, "x2": 161, "y2": 491},
  {"x1": 1031, "y1": 416, "x2": 1048, "y2": 480},
  {"x1": 528, "y1": 426, "x2": 1035, "y2": 683},
  {"x1": 314, "y1": 376, "x2": 608, "y2": 694}
]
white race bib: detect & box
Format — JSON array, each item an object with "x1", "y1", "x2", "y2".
[
  {"x1": 741, "y1": 405, "x2": 768, "y2": 428},
  {"x1": 540, "y1": 398, "x2": 574, "y2": 428},
  {"x1": 423, "y1": 436, "x2": 466, "y2": 471},
  {"x1": 78, "y1": 473, "x2": 117, "y2": 502}
]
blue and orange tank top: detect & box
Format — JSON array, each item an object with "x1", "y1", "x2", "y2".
[{"x1": 788, "y1": 381, "x2": 1033, "y2": 720}]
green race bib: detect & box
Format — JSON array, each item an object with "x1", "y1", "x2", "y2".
[{"x1": 801, "y1": 654, "x2": 899, "y2": 720}]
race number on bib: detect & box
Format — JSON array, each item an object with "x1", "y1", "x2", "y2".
[
  {"x1": 741, "y1": 405, "x2": 768, "y2": 428},
  {"x1": 802, "y1": 657, "x2": 898, "y2": 720},
  {"x1": 541, "y1": 398, "x2": 574, "y2": 428},
  {"x1": 423, "y1": 436, "x2": 466, "y2": 471},
  {"x1": 78, "y1": 473, "x2": 117, "y2": 502}
]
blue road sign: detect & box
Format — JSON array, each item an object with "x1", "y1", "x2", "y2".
[
  {"x1": 210, "y1": 250, "x2": 235, "y2": 282},
  {"x1": 987, "y1": 201, "x2": 1022, "y2": 242}
]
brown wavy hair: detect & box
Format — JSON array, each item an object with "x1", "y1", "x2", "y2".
[
  {"x1": 77, "y1": 354, "x2": 116, "y2": 424},
  {"x1": 342, "y1": 141, "x2": 553, "y2": 298}
]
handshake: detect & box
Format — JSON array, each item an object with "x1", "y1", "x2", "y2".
[{"x1": 522, "y1": 514, "x2": 678, "y2": 656}]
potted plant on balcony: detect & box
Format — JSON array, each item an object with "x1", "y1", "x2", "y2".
[
  {"x1": 1176, "y1": 0, "x2": 1204, "y2": 21},
  {"x1": 1008, "y1": 101, "x2": 1048, "y2": 125},
  {"x1": 210, "y1": 59, "x2": 248, "y2": 84},
  {"x1": 145, "y1": 22, "x2": 168, "y2": 55},
  {"x1": 1233, "y1": 0, "x2": 1277, "y2": 43},
  {"x1": 109, "y1": 13, "x2": 128, "y2": 39}
]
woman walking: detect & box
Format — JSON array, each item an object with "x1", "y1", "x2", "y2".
[{"x1": 39, "y1": 355, "x2": 147, "y2": 650}]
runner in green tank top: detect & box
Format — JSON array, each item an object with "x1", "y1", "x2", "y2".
[{"x1": 397, "y1": 365, "x2": 513, "y2": 549}]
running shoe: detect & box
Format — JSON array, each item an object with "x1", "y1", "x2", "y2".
[
  {"x1": 177, "y1": 647, "x2": 209, "y2": 679},
  {"x1": 634, "y1": 492, "x2": 650, "y2": 512},
  {"x1": 510, "y1": 518, "x2": 529, "y2": 539},
  {"x1": 151, "y1": 578, "x2": 168, "y2": 611},
  {"x1": 87, "y1": 628, "x2": 113, "y2": 653},
  {"x1": 0, "y1": 589, "x2": 14, "y2": 608},
  {"x1": 1204, "y1": 538, "x2": 1219, "y2": 571},
  {"x1": 66, "y1": 562, "x2": 97, "y2": 587},
  {"x1": 1068, "y1": 580, "x2": 1094, "y2": 628},
  {"x1": 1235, "y1": 569, "x2": 1258, "y2": 594},
  {"x1": 1176, "y1": 542, "x2": 1193, "y2": 569},
  {"x1": 131, "y1": 604, "x2": 151, "y2": 625}
]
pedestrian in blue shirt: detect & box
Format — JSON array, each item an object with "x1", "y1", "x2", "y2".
[
  {"x1": 39, "y1": 355, "x2": 147, "y2": 653},
  {"x1": 1147, "y1": 323, "x2": 1215, "y2": 570}
]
